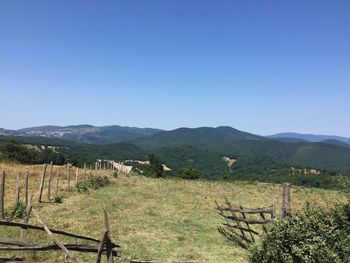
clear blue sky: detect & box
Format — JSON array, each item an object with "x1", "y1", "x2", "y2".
[{"x1": 1, "y1": 1, "x2": 349, "y2": 136}]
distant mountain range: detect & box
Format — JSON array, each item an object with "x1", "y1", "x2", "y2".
[
  {"x1": 0, "y1": 125, "x2": 162, "y2": 144},
  {"x1": 1, "y1": 125, "x2": 350, "y2": 183},
  {"x1": 268, "y1": 132, "x2": 350, "y2": 145},
  {"x1": 2, "y1": 125, "x2": 349, "y2": 146}
]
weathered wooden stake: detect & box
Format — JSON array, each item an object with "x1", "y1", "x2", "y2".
[
  {"x1": 67, "y1": 163, "x2": 71, "y2": 191},
  {"x1": 55, "y1": 171, "x2": 59, "y2": 196},
  {"x1": 18, "y1": 193, "x2": 33, "y2": 258},
  {"x1": 25, "y1": 171, "x2": 29, "y2": 206},
  {"x1": 15, "y1": 173, "x2": 20, "y2": 206},
  {"x1": 75, "y1": 168, "x2": 79, "y2": 186},
  {"x1": 281, "y1": 183, "x2": 291, "y2": 218},
  {"x1": 38, "y1": 164, "x2": 48, "y2": 203},
  {"x1": 83, "y1": 163, "x2": 86, "y2": 177},
  {"x1": 104, "y1": 209, "x2": 114, "y2": 263},
  {"x1": 47, "y1": 162, "x2": 53, "y2": 201},
  {"x1": 32, "y1": 209, "x2": 84, "y2": 263},
  {"x1": 0, "y1": 171, "x2": 5, "y2": 219}
]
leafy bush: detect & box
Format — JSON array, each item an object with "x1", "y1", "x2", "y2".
[
  {"x1": 52, "y1": 195, "x2": 63, "y2": 203},
  {"x1": 131, "y1": 154, "x2": 166, "y2": 178},
  {"x1": 178, "y1": 165, "x2": 200, "y2": 180},
  {"x1": 11, "y1": 202, "x2": 26, "y2": 219},
  {"x1": 250, "y1": 201, "x2": 350, "y2": 263},
  {"x1": 0, "y1": 140, "x2": 65, "y2": 165},
  {"x1": 76, "y1": 175, "x2": 110, "y2": 193}
]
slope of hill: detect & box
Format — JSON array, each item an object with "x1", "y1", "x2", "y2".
[
  {"x1": 1, "y1": 170, "x2": 343, "y2": 262},
  {"x1": 16, "y1": 125, "x2": 163, "y2": 144},
  {"x1": 151, "y1": 145, "x2": 229, "y2": 179},
  {"x1": 320, "y1": 139, "x2": 350, "y2": 149},
  {"x1": 268, "y1": 132, "x2": 350, "y2": 145},
  {"x1": 289, "y1": 142, "x2": 350, "y2": 172},
  {"x1": 0, "y1": 135, "x2": 146, "y2": 166},
  {"x1": 131, "y1": 126, "x2": 263, "y2": 149},
  {"x1": 2, "y1": 125, "x2": 350, "y2": 187}
]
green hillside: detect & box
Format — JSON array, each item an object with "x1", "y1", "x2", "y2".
[
  {"x1": 289, "y1": 143, "x2": 350, "y2": 171},
  {"x1": 1, "y1": 173, "x2": 345, "y2": 262},
  {"x1": 17, "y1": 125, "x2": 163, "y2": 144},
  {"x1": 131, "y1": 126, "x2": 262, "y2": 149},
  {"x1": 2, "y1": 125, "x2": 350, "y2": 188},
  {"x1": 0, "y1": 136, "x2": 146, "y2": 166},
  {"x1": 152, "y1": 145, "x2": 229, "y2": 179}
]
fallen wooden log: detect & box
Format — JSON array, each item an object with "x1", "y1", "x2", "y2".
[
  {"x1": 0, "y1": 256, "x2": 24, "y2": 262},
  {"x1": 0, "y1": 243, "x2": 118, "y2": 256},
  {"x1": 0, "y1": 220, "x2": 102, "y2": 244},
  {"x1": 32, "y1": 208, "x2": 85, "y2": 263},
  {"x1": 130, "y1": 261, "x2": 203, "y2": 263}
]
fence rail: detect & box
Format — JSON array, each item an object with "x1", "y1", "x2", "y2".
[{"x1": 216, "y1": 183, "x2": 291, "y2": 248}]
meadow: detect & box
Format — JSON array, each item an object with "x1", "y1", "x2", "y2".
[{"x1": 0, "y1": 163, "x2": 346, "y2": 262}]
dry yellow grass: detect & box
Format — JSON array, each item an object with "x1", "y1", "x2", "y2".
[
  {"x1": 0, "y1": 162, "x2": 110, "y2": 211},
  {"x1": 0, "y1": 163, "x2": 347, "y2": 262}
]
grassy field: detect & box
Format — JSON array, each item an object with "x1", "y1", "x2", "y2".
[
  {"x1": 0, "y1": 163, "x2": 347, "y2": 262},
  {"x1": 0, "y1": 162, "x2": 99, "y2": 210}
]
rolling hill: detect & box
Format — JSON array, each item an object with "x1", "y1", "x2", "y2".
[
  {"x1": 268, "y1": 132, "x2": 350, "y2": 145},
  {"x1": 131, "y1": 126, "x2": 263, "y2": 149},
  {"x1": 2, "y1": 125, "x2": 350, "y2": 187},
  {"x1": 13, "y1": 125, "x2": 163, "y2": 144}
]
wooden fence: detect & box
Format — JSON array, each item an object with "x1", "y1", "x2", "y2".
[
  {"x1": 0, "y1": 193, "x2": 119, "y2": 262},
  {"x1": 216, "y1": 183, "x2": 291, "y2": 248},
  {"x1": 0, "y1": 161, "x2": 114, "y2": 218}
]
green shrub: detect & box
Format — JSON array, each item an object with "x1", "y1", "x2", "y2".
[
  {"x1": 52, "y1": 195, "x2": 63, "y2": 204},
  {"x1": 250, "y1": 201, "x2": 350, "y2": 263},
  {"x1": 76, "y1": 175, "x2": 110, "y2": 193},
  {"x1": 131, "y1": 154, "x2": 166, "y2": 178},
  {"x1": 178, "y1": 165, "x2": 200, "y2": 180},
  {"x1": 11, "y1": 202, "x2": 26, "y2": 219}
]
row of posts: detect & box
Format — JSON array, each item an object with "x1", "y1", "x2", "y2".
[{"x1": 0, "y1": 160, "x2": 115, "y2": 219}]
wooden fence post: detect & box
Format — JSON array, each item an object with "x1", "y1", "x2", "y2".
[
  {"x1": 75, "y1": 168, "x2": 79, "y2": 186},
  {"x1": 55, "y1": 171, "x2": 59, "y2": 196},
  {"x1": 15, "y1": 173, "x2": 20, "y2": 206},
  {"x1": 18, "y1": 193, "x2": 33, "y2": 258},
  {"x1": 25, "y1": 171, "x2": 29, "y2": 207},
  {"x1": 67, "y1": 164, "x2": 71, "y2": 191},
  {"x1": 0, "y1": 171, "x2": 5, "y2": 219},
  {"x1": 38, "y1": 164, "x2": 48, "y2": 203},
  {"x1": 84, "y1": 163, "x2": 86, "y2": 177},
  {"x1": 281, "y1": 183, "x2": 291, "y2": 218},
  {"x1": 47, "y1": 162, "x2": 53, "y2": 201},
  {"x1": 104, "y1": 210, "x2": 113, "y2": 263}
]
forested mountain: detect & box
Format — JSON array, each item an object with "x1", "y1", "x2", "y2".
[
  {"x1": 8, "y1": 125, "x2": 163, "y2": 144},
  {"x1": 268, "y1": 132, "x2": 350, "y2": 145},
  {"x1": 130, "y1": 126, "x2": 263, "y2": 149},
  {"x1": 2, "y1": 125, "x2": 350, "y2": 188}
]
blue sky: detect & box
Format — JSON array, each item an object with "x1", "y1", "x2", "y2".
[{"x1": 1, "y1": 1, "x2": 349, "y2": 136}]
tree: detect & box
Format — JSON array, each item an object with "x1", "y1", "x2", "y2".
[
  {"x1": 179, "y1": 165, "x2": 200, "y2": 180},
  {"x1": 148, "y1": 153, "x2": 164, "y2": 178}
]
